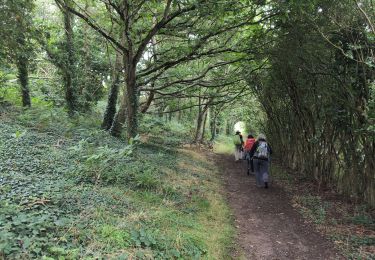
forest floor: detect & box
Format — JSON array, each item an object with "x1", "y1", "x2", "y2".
[{"x1": 213, "y1": 152, "x2": 375, "y2": 260}]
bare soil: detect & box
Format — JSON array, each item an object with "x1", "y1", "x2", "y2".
[{"x1": 214, "y1": 154, "x2": 344, "y2": 260}]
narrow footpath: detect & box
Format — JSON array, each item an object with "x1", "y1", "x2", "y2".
[{"x1": 215, "y1": 154, "x2": 343, "y2": 260}]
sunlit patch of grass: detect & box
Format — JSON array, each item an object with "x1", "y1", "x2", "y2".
[
  {"x1": 176, "y1": 153, "x2": 235, "y2": 259},
  {"x1": 79, "y1": 149, "x2": 234, "y2": 258},
  {"x1": 140, "y1": 149, "x2": 234, "y2": 259},
  {"x1": 178, "y1": 148, "x2": 210, "y2": 164},
  {"x1": 213, "y1": 135, "x2": 235, "y2": 155},
  {"x1": 193, "y1": 188, "x2": 235, "y2": 259}
]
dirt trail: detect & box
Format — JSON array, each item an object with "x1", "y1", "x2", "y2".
[{"x1": 215, "y1": 154, "x2": 343, "y2": 260}]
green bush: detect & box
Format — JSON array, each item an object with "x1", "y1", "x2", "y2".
[
  {"x1": 70, "y1": 141, "x2": 134, "y2": 184},
  {"x1": 70, "y1": 139, "x2": 165, "y2": 191}
]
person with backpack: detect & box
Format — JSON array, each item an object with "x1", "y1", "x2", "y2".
[
  {"x1": 243, "y1": 134, "x2": 256, "y2": 174},
  {"x1": 249, "y1": 134, "x2": 272, "y2": 188},
  {"x1": 233, "y1": 130, "x2": 244, "y2": 161}
]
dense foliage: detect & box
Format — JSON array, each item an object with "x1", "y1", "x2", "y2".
[{"x1": 246, "y1": 0, "x2": 375, "y2": 206}]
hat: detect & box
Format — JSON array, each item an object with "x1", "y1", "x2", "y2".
[
  {"x1": 257, "y1": 133, "x2": 266, "y2": 140},
  {"x1": 235, "y1": 130, "x2": 241, "y2": 134}
]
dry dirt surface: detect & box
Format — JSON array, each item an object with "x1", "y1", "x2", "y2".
[{"x1": 214, "y1": 154, "x2": 344, "y2": 260}]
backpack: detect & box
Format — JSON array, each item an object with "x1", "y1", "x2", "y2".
[
  {"x1": 244, "y1": 138, "x2": 255, "y2": 152},
  {"x1": 255, "y1": 141, "x2": 269, "y2": 159},
  {"x1": 233, "y1": 135, "x2": 242, "y2": 145}
]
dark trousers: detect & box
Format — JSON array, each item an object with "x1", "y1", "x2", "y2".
[{"x1": 253, "y1": 158, "x2": 269, "y2": 187}]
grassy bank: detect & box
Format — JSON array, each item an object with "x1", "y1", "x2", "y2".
[{"x1": 0, "y1": 106, "x2": 234, "y2": 259}]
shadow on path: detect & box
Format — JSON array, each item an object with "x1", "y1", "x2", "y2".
[{"x1": 214, "y1": 153, "x2": 343, "y2": 260}]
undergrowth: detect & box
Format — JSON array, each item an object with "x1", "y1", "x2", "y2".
[
  {"x1": 272, "y1": 165, "x2": 375, "y2": 260},
  {"x1": 0, "y1": 106, "x2": 234, "y2": 259},
  {"x1": 140, "y1": 116, "x2": 190, "y2": 148}
]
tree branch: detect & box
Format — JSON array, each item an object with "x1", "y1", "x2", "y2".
[
  {"x1": 133, "y1": 2, "x2": 196, "y2": 63},
  {"x1": 58, "y1": 0, "x2": 127, "y2": 52},
  {"x1": 139, "y1": 58, "x2": 245, "y2": 91}
]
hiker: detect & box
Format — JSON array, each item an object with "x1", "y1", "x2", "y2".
[
  {"x1": 249, "y1": 134, "x2": 272, "y2": 188},
  {"x1": 243, "y1": 134, "x2": 256, "y2": 174},
  {"x1": 233, "y1": 130, "x2": 244, "y2": 161}
]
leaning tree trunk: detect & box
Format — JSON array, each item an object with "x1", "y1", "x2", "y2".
[
  {"x1": 102, "y1": 54, "x2": 122, "y2": 130},
  {"x1": 16, "y1": 56, "x2": 31, "y2": 107},
  {"x1": 109, "y1": 101, "x2": 127, "y2": 137},
  {"x1": 141, "y1": 31, "x2": 158, "y2": 115},
  {"x1": 141, "y1": 89, "x2": 155, "y2": 113},
  {"x1": 110, "y1": 60, "x2": 139, "y2": 141}
]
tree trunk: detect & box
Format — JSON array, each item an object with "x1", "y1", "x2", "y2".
[
  {"x1": 63, "y1": 1, "x2": 76, "y2": 116},
  {"x1": 194, "y1": 97, "x2": 203, "y2": 143},
  {"x1": 102, "y1": 53, "x2": 121, "y2": 130},
  {"x1": 141, "y1": 90, "x2": 155, "y2": 113},
  {"x1": 109, "y1": 101, "x2": 127, "y2": 137},
  {"x1": 194, "y1": 105, "x2": 209, "y2": 143},
  {"x1": 210, "y1": 112, "x2": 217, "y2": 141},
  {"x1": 125, "y1": 67, "x2": 139, "y2": 140},
  {"x1": 111, "y1": 49, "x2": 139, "y2": 140},
  {"x1": 199, "y1": 109, "x2": 208, "y2": 142},
  {"x1": 194, "y1": 115, "x2": 203, "y2": 143},
  {"x1": 141, "y1": 26, "x2": 158, "y2": 115},
  {"x1": 225, "y1": 119, "x2": 231, "y2": 135},
  {"x1": 16, "y1": 56, "x2": 31, "y2": 107},
  {"x1": 81, "y1": 1, "x2": 92, "y2": 110}
]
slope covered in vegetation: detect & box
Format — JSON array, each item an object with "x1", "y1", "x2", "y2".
[{"x1": 0, "y1": 106, "x2": 233, "y2": 259}]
